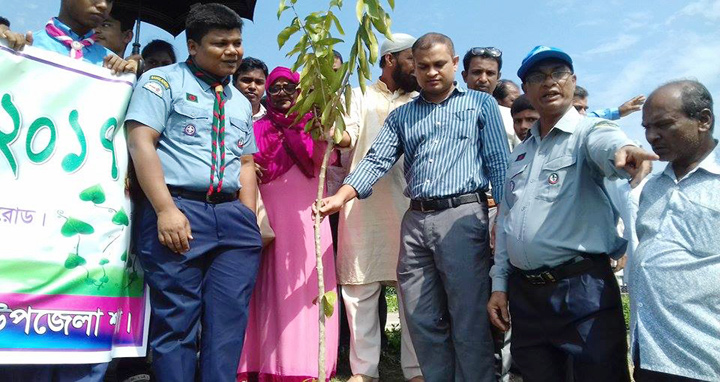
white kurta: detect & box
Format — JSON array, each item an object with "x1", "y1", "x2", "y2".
[{"x1": 336, "y1": 81, "x2": 418, "y2": 285}]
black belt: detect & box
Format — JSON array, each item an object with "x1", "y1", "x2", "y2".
[
  {"x1": 409, "y1": 192, "x2": 487, "y2": 212},
  {"x1": 167, "y1": 186, "x2": 238, "y2": 204},
  {"x1": 514, "y1": 255, "x2": 605, "y2": 286}
]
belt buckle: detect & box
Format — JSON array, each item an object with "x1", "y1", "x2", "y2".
[
  {"x1": 419, "y1": 201, "x2": 434, "y2": 213},
  {"x1": 525, "y1": 273, "x2": 546, "y2": 285}
]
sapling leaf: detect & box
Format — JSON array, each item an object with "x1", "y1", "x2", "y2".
[
  {"x1": 112, "y1": 208, "x2": 129, "y2": 226},
  {"x1": 61, "y1": 218, "x2": 95, "y2": 237},
  {"x1": 79, "y1": 184, "x2": 106, "y2": 204}
]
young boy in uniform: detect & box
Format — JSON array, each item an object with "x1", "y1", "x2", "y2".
[{"x1": 124, "y1": 4, "x2": 262, "y2": 382}]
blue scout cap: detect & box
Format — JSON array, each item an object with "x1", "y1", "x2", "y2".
[{"x1": 517, "y1": 45, "x2": 573, "y2": 81}]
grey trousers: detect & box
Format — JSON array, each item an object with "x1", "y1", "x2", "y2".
[{"x1": 397, "y1": 201, "x2": 495, "y2": 382}]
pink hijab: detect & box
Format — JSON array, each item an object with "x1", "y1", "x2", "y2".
[{"x1": 253, "y1": 67, "x2": 319, "y2": 184}]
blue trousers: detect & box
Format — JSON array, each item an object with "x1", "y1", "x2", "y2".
[
  {"x1": 0, "y1": 363, "x2": 109, "y2": 382},
  {"x1": 135, "y1": 196, "x2": 262, "y2": 382},
  {"x1": 398, "y1": 202, "x2": 495, "y2": 382},
  {"x1": 508, "y1": 259, "x2": 629, "y2": 382}
]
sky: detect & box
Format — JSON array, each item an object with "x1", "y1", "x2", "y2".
[{"x1": 4, "y1": 0, "x2": 720, "y2": 149}]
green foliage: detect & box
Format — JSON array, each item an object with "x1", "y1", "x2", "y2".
[
  {"x1": 321, "y1": 290, "x2": 337, "y2": 317},
  {"x1": 276, "y1": 0, "x2": 394, "y2": 143},
  {"x1": 385, "y1": 286, "x2": 399, "y2": 313},
  {"x1": 622, "y1": 293, "x2": 630, "y2": 330}
]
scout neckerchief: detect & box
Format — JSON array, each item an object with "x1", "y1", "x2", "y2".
[
  {"x1": 185, "y1": 57, "x2": 230, "y2": 196},
  {"x1": 45, "y1": 18, "x2": 96, "y2": 59}
]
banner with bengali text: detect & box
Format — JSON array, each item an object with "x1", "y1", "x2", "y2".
[{"x1": 0, "y1": 40, "x2": 149, "y2": 364}]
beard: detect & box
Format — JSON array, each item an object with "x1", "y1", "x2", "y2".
[{"x1": 392, "y1": 65, "x2": 419, "y2": 93}]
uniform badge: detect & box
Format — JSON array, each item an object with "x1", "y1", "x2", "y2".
[
  {"x1": 237, "y1": 140, "x2": 244, "y2": 148},
  {"x1": 143, "y1": 81, "x2": 164, "y2": 98},
  {"x1": 509, "y1": 180, "x2": 516, "y2": 191},
  {"x1": 149, "y1": 75, "x2": 170, "y2": 89},
  {"x1": 186, "y1": 93, "x2": 198, "y2": 103},
  {"x1": 516, "y1": 153, "x2": 526, "y2": 161},
  {"x1": 548, "y1": 173, "x2": 559, "y2": 184},
  {"x1": 184, "y1": 124, "x2": 196, "y2": 136}
]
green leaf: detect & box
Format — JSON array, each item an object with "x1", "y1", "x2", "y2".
[
  {"x1": 355, "y1": 0, "x2": 365, "y2": 21},
  {"x1": 112, "y1": 208, "x2": 129, "y2": 226},
  {"x1": 321, "y1": 291, "x2": 337, "y2": 318},
  {"x1": 100, "y1": 275, "x2": 109, "y2": 283},
  {"x1": 277, "y1": 0, "x2": 289, "y2": 19},
  {"x1": 64, "y1": 253, "x2": 86, "y2": 269},
  {"x1": 61, "y1": 218, "x2": 95, "y2": 237},
  {"x1": 120, "y1": 251, "x2": 127, "y2": 261},
  {"x1": 333, "y1": 116, "x2": 346, "y2": 144},
  {"x1": 328, "y1": 13, "x2": 345, "y2": 35},
  {"x1": 330, "y1": 0, "x2": 343, "y2": 9},
  {"x1": 99, "y1": 258, "x2": 109, "y2": 265},
  {"x1": 345, "y1": 84, "x2": 353, "y2": 110},
  {"x1": 278, "y1": 22, "x2": 300, "y2": 49},
  {"x1": 79, "y1": 184, "x2": 106, "y2": 204},
  {"x1": 85, "y1": 278, "x2": 96, "y2": 285},
  {"x1": 387, "y1": 0, "x2": 395, "y2": 9},
  {"x1": 316, "y1": 37, "x2": 344, "y2": 47}
]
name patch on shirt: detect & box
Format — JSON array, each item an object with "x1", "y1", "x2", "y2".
[
  {"x1": 149, "y1": 75, "x2": 170, "y2": 89},
  {"x1": 142, "y1": 82, "x2": 164, "y2": 98}
]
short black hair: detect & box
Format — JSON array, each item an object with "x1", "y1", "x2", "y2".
[
  {"x1": 493, "y1": 79, "x2": 519, "y2": 101},
  {"x1": 574, "y1": 85, "x2": 588, "y2": 99},
  {"x1": 462, "y1": 48, "x2": 502, "y2": 72},
  {"x1": 234, "y1": 57, "x2": 268, "y2": 82},
  {"x1": 412, "y1": 32, "x2": 455, "y2": 56},
  {"x1": 674, "y1": 80, "x2": 714, "y2": 130},
  {"x1": 510, "y1": 95, "x2": 535, "y2": 117},
  {"x1": 109, "y1": 5, "x2": 136, "y2": 32},
  {"x1": 185, "y1": 3, "x2": 243, "y2": 43},
  {"x1": 0, "y1": 16, "x2": 9, "y2": 28},
  {"x1": 333, "y1": 50, "x2": 343, "y2": 63},
  {"x1": 141, "y1": 40, "x2": 177, "y2": 63}
]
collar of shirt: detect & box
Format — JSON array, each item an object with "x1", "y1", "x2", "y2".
[
  {"x1": 50, "y1": 17, "x2": 95, "y2": 41},
  {"x1": 252, "y1": 103, "x2": 267, "y2": 122},
  {"x1": 373, "y1": 79, "x2": 417, "y2": 99},
  {"x1": 418, "y1": 82, "x2": 465, "y2": 104},
  {"x1": 183, "y1": 62, "x2": 233, "y2": 98},
  {"x1": 662, "y1": 140, "x2": 720, "y2": 182},
  {"x1": 528, "y1": 106, "x2": 581, "y2": 143}
]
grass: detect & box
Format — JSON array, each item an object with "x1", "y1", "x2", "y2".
[{"x1": 386, "y1": 286, "x2": 399, "y2": 313}]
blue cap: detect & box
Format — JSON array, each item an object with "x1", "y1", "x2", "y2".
[{"x1": 517, "y1": 45, "x2": 573, "y2": 81}]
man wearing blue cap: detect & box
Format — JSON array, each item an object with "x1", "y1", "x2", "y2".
[{"x1": 487, "y1": 45, "x2": 657, "y2": 381}]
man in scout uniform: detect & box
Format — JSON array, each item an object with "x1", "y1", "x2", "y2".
[
  {"x1": 487, "y1": 46, "x2": 657, "y2": 381},
  {"x1": 124, "y1": 4, "x2": 261, "y2": 382}
]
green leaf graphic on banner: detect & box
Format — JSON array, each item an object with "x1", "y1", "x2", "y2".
[
  {"x1": 100, "y1": 275, "x2": 109, "y2": 283},
  {"x1": 120, "y1": 251, "x2": 127, "y2": 261},
  {"x1": 99, "y1": 258, "x2": 109, "y2": 265},
  {"x1": 64, "y1": 253, "x2": 87, "y2": 269},
  {"x1": 79, "y1": 184, "x2": 106, "y2": 204},
  {"x1": 111, "y1": 208, "x2": 129, "y2": 226},
  {"x1": 60, "y1": 218, "x2": 95, "y2": 237}
]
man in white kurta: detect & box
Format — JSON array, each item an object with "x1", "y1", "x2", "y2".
[{"x1": 337, "y1": 34, "x2": 423, "y2": 382}]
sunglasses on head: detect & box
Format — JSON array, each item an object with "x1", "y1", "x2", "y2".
[
  {"x1": 470, "y1": 47, "x2": 502, "y2": 58},
  {"x1": 268, "y1": 83, "x2": 298, "y2": 96}
]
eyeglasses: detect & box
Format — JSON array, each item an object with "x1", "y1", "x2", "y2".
[
  {"x1": 469, "y1": 47, "x2": 502, "y2": 58},
  {"x1": 267, "y1": 83, "x2": 298, "y2": 96},
  {"x1": 524, "y1": 70, "x2": 572, "y2": 85}
]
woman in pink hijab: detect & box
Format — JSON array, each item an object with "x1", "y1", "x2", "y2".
[{"x1": 238, "y1": 67, "x2": 344, "y2": 381}]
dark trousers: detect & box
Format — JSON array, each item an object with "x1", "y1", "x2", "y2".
[
  {"x1": 398, "y1": 202, "x2": 494, "y2": 382},
  {"x1": 509, "y1": 259, "x2": 629, "y2": 382},
  {"x1": 135, "y1": 197, "x2": 262, "y2": 382},
  {"x1": 0, "y1": 363, "x2": 109, "y2": 382}
]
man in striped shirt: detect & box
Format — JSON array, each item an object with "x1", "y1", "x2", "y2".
[{"x1": 317, "y1": 33, "x2": 510, "y2": 381}]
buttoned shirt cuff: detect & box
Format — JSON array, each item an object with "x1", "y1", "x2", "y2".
[
  {"x1": 491, "y1": 276, "x2": 508, "y2": 293},
  {"x1": 343, "y1": 177, "x2": 372, "y2": 199}
]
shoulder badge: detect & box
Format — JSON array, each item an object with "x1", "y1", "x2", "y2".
[
  {"x1": 142, "y1": 81, "x2": 164, "y2": 98},
  {"x1": 149, "y1": 75, "x2": 170, "y2": 89}
]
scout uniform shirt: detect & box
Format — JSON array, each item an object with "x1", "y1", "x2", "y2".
[
  {"x1": 33, "y1": 18, "x2": 113, "y2": 66},
  {"x1": 491, "y1": 107, "x2": 634, "y2": 292},
  {"x1": 125, "y1": 62, "x2": 258, "y2": 192}
]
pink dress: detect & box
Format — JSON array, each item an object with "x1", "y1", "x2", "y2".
[{"x1": 237, "y1": 113, "x2": 338, "y2": 381}]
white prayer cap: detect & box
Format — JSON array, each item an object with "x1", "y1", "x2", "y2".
[{"x1": 380, "y1": 33, "x2": 417, "y2": 56}]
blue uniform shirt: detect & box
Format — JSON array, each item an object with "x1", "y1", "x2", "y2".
[
  {"x1": 32, "y1": 18, "x2": 113, "y2": 66},
  {"x1": 125, "y1": 62, "x2": 257, "y2": 193}
]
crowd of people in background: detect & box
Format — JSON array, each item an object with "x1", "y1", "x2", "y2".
[{"x1": 0, "y1": 1, "x2": 718, "y2": 382}]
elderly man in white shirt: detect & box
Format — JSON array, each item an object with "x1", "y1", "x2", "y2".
[{"x1": 336, "y1": 33, "x2": 423, "y2": 382}]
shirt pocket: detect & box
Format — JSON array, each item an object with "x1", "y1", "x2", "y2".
[
  {"x1": 227, "y1": 117, "x2": 250, "y2": 156},
  {"x1": 680, "y1": 199, "x2": 720, "y2": 257},
  {"x1": 168, "y1": 102, "x2": 209, "y2": 146},
  {"x1": 505, "y1": 163, "x2": 527, "y2": 209},
  {"x1": 536, "y1": 155, "x2": 577, "y2": 202}
]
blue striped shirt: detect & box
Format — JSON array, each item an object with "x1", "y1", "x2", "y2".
[{"x1": 344, "y1": 86, "x2": 510, "y2": 201}]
